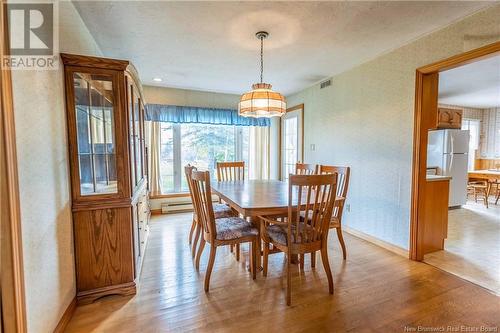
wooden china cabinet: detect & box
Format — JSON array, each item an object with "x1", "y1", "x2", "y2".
[{"x1": 61, "y1": 53, "x2": 150, "y2": 304}]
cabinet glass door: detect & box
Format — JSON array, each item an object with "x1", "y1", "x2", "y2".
[
  {"x1": 74, "y1": 72, "x2": 118, "y2": 195},
  {"x1": 134, "y1": 90, "x2": 142, "y2": 183},
  {"x1": 128, "y1": 83, "x2": 137, "y2": 188}
]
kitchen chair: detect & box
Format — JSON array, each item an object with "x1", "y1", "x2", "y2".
[
  {"x1": 190, "y1": 170, "x2": 258, "y2": 291},
  {"x1": 467, "y1": 180, "x2": 489, "y2": 208},
  {"x1": 295, "y1": 162, "x2": 318, "y2": 175},
  {"x1": 317, "y1": 165, "x2": 351, "y2": 261},
  {"x1": 216, "y1": 161, "x2": 245, "y2": 181},
  {"x1": 260, "y1": 173, "x2": 338, "y2": 305},
  {"x1": 184, "y1": 165, "x2": 235, "y2": 259},
  {"x1": 216, "y1": 161, "x2": 245, "y2": 259}
]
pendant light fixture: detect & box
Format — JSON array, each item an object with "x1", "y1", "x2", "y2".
[{"x1": 238, "y1": 31, "x2": 286, "y2": 118}]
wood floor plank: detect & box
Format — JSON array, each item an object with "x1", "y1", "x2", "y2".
[{"x1": 64, "y1": 213, "x2": 500, "y2": 333}]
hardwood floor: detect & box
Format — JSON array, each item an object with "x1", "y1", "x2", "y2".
[
  {"x1": 424, "y1": 201, "x2": 500, "y2": 295},
  {"x1": 65, "y1": 213, "x2": 500, "y2": 332}
]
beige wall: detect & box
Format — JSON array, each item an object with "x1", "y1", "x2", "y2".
[
  {"x1": 11, "y1": 2, "x2": 102, "y2": 332},
  {"x1": 286, "y1": 5, "x2": 500, "y2": 249},
  {"x1": 144, "y1": 85, "x2": 240, "y2": 109}
]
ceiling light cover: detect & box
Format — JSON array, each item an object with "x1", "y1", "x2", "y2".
[
  {"x1": 239, "y1": 31, "x2": 286, "y2": 118},
  {"x1": 238, "y1": 83, "x2": 286, "y2": 118},
  {"x1": 153, "y1": 77, "x2": 162, "y2": 82}
]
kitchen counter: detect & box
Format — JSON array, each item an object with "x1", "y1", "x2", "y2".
[{"x1": 426, "y1": 175, "x2": 452, "y2": 182}]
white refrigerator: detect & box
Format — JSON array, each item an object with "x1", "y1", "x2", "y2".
[{"x1": 427, "y1": 129, "x2": 470, "y2": 207}]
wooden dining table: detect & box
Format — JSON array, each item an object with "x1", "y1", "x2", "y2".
[
  {"x1": 468, "y1": 169, "x2": 500, "y2": 199},
  {"x1": 211, "y1": 179, "x2": 343, "y2": 270}
]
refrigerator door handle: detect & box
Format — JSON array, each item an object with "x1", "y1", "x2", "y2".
[
  {"x1": 449, "y1": 154, "x2": 454, "y2": 175},
  {"x1": 450, "y1": 133, "x2": 455, "y2": 154}
]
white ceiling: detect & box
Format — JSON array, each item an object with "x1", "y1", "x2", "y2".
[
  {"x1": 74, "y1": 1, "x2": 493, "y2": 96},
  {"x1": 439, "y1": 55, "x2": 500, "y2": 108}
]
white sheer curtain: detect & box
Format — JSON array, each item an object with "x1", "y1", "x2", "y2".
[
  {"x1": 146, "y1": 121, "x2": 162, "y2": 195},
  {"x1": 248, "y1": 126, "x2": 270, "y2": 180}
]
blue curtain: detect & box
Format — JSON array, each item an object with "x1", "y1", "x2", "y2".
[{"x1": 145, "y1": 104, "x2": 270, "y2": 127}]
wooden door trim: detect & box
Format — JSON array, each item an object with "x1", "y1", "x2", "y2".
[
  {"x1": 1, "y1": 3, "x2": 27, "y2": 332},
  {"x1": 279, "y1": 103, "x2": 304, "y2": 180},
  {"x1": 410, "y1": 41, "x2": 500, "y2": 261}
]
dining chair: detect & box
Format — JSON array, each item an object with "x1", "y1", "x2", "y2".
[
  {"x1": 317, "y1": 165, "x2": 351, "y2": 261},
  {"x1": 260, "y1": 173, "x2": 338, "y2": 305},
  {"x1": 216, "y1": 161, "x2": 245, "y2": 181},
  {"x1": 467, "y1": 180, "x2": 489, "y2": 208},
  {"x1": 184, "y1": 165, "x2": 236, "y2": 258},
  {"x1": 216, "y1": 161, "x2": 245, "y2": 259},
  {"x1": 295, "y1": 162, "x2": 318, "y2": 175},
  {"x1": 190, "y1": 170, "x2": 258, "y2": 291}
]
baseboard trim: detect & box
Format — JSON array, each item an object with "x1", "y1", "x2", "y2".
[
  {"x1": 343, "y1": 226, "x2": 409, "y2": 258},
  {"x1": 53, "y1": 296, "x2": 76, "y2": 333}
]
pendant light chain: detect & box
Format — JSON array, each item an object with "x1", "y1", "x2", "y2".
[{"x1": 260, "y1": 35, "x2": 264, "y2": 83}]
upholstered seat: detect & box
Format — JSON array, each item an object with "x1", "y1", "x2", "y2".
[
  {"x1": 215, "y1": 217, "x2": 258, "y2": 241},
  {"x1": 213, "y1": 203, "x2": 235, "y2": 219},
  {"x1": 266, "y1": 222, "x2": 315, "y2": 245}
]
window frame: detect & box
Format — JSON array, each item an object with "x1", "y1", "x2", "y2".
[{"x1": 155, "y1": 122, "x2": 248, "y2": 196}]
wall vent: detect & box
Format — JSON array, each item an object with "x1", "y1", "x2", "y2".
[{"x1": 320, "y1": 79, "x2": 331, "y2": 89}]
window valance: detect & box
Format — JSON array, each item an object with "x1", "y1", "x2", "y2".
[{"x1": 145, "y1": 104, "x2": 271, "y2": 127}]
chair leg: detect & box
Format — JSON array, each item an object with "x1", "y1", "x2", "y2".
[
  {"x1": 321, "y1": 244, "x2": 334, "y2": 294},
  {"x1": 484, "y1": 187, "x2": 489, "y2": 208},
  {"x1": 286, "y1": 252, "x2": 292, "y2": 306},
  {"x1": 204, "y1": 245, "x2": 217, "y2": 292},
  {"x1": 195, "y1": 237, "x2": 206, "y2": 270},
  {"x1": 230, "y1": 244, "x2": 234, "y2": 253},
  {"x1": 311, "y1": 252, "x2": 316, "y2": 268},
  {"x1": 192, "y1": 224, "x2": 201, "y2": 258},
  {"x1": 263, "y1": 242, "x2": 269, "y2": 277},
  {"x1": 336, "y1": 227, "x2": 347, "y2": 260},
  {"x1": 236, "y1": 243, "x2": 240, "y2": 261},
  {"x1": 188, "y1": 217, "x2": 196, "y2": 245},
  {"x1": 251, "y1": 240, "x2": 256, "y2": 280},
  {"x1": 495, "y1": 189, "x2": 500, "y2": 205},
  {"x1": 299, "y1": 254, "x2": 305, "y2": 270}
]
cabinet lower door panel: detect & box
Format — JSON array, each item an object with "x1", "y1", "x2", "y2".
[{"x1": 74, "y1": 207, "x2": 135, "y2": 291}]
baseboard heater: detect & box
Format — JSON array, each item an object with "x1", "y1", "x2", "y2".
[{"x1": 160, "y1": 195, "x2": 219, "y2": 214}]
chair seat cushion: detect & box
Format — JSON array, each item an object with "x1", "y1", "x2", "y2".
[
  {"x1": 266, "y1": 222, "x2": 315, "y2": 245},
  {"x1": 215, "y1": 217, "x2": 258, "y2": 241},
  {"x1": 213, "y1": 203, "x2": 236, "y2": 219}
]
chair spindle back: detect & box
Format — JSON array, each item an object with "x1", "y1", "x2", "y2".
[
  {"x1": 318, "y1": 165, "x2": 350, "y2": 220},
  {"x1": 217, "y1": 161, "x2": 245, "y2": 181},
  {"x1": 190, "y1": 170, "x2": 216, "y2": 241},
  {"x1": 288, "y1": 174, "x2": 337, "y2": 244},
  {"x1": 295, "y1": 163, "x2": 318, "y2": 175}
]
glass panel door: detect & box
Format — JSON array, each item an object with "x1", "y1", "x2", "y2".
[
  {"x1": 128, "y1": 83, "x2": 136, "y2": 187},
  {"x1": 281, "y1": 106, "x2": 303, "y2": 181},
  {"x1": 74, "y1": 72, "x2": 118, "y2": 195}
]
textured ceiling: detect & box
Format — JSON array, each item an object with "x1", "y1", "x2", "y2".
[
  {"x1": 439, "y1": 55, "x2": 500, "y2": 108},
  {"x1": 74, "y1": 1, "x2": 492, "y2": 95}
]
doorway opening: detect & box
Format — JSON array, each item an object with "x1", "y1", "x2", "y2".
[{"x1": 410, "y1": 42, "x2": 500, "y2": 295}]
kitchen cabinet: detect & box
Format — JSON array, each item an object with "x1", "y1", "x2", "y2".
[{"x1": 437, "y1": 108, "x2": 462, "y2": 129}]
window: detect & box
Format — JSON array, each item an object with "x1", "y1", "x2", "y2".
[
  {"x1": 281, "y1": 106, "x2": 303, "y2": 180},
  {"x1": 159, "y1": 123, "x2": 249, "y2": 193},
  {"x1": 462, "y1": 119, "x2": 480, "y2": 171}
]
